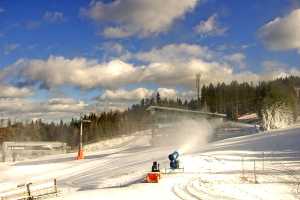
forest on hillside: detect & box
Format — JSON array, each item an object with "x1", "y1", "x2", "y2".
[{"x1": 1, "y1": 76, "x2": 299, "y2": 148}]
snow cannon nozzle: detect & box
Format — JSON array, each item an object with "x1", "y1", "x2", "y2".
[{"x1": 168, "y1": 151, "x2": 179, "y2": 161}]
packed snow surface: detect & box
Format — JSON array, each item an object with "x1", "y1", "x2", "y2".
[{"x1": 1, "y1": 127, "x2": 300, "y2": 199}]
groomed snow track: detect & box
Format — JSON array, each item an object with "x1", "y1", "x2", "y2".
[{"x1": 1, "y1": 127, "x2": 300, "y2": 199}]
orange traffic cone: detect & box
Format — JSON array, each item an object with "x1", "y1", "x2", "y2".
[{"x1": 76, "y1": 147, "x2": 84, "y2": 160}]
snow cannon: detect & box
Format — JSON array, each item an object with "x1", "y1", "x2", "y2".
[
  {"x1": 168, "y1": 151, "x2": 180, "y2": 169},
  {"x1": 146, "y1": 161, "x2": 161, "y2": 183}
]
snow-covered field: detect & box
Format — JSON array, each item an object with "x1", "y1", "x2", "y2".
[{"x1": 1, "y1": 126, "x2": 300, "y2": 199}]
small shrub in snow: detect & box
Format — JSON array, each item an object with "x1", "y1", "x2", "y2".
[{"x1": 261, "y1": 101, "x2": 294, "y2": 130}]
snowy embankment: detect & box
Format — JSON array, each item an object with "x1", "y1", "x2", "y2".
[
  {"x1": 59, "y1": 126, "x2": 300, "y2": 200},
  {"x1": 1, "y1": 127, "x2": 300, "y2": 199},
  {"x1": 0, "y1": 131, "x2": 152, "y2": 195},
  {"x1": 84, "y1": 130, "x2": 151, "y2": 152}
]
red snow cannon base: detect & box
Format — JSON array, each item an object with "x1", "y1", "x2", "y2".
[{"x1": 146, "y1": 172, "x2": 161, "y2": 183}]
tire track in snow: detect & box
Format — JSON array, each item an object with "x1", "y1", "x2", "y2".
[
  {"x1": 266, "y1": 165, "x2": 300, "y2": 199},
  {"x1": 173, "y1": 183, "x2": 200, "y2": 200},
  {"x1": 60, "y1": 146, "x2": 174, "y2": 189},
  {"x1": 181, "y1": 155, "x2": 266, "y2": 200}
]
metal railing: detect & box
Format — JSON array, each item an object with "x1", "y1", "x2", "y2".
[{"x1": 0, "y1": 179, "x2": 58, "y2": 200}]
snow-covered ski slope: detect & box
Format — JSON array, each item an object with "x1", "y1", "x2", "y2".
[{"x1": 1, "y1": 126, "x2": 300, "y2": 200}]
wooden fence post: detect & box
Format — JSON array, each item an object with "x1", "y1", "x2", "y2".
[
  {"x1": 54, "y1": 179, "x2": 57, "y2": 194},
  {"x1": 262, "y1": 152, "x2": 265, "y2": 172},
  {"x1": 253, "y1": 160, "x2": 257, "y2": 184},
  {"x1": 242, "y1": 157, "x2": 245, "y2": 178}
]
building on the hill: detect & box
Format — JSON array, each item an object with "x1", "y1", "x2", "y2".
[
  {"x1": 1, "y1": 141, "x2": 68, "y2": 162},
  {"x1": 0, "y1": 119, "x2": 9, "y2": 128}
]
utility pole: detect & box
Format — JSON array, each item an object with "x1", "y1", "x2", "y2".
[{"x1": 76, "y1": 115, "x2": 91, "y2": 160}]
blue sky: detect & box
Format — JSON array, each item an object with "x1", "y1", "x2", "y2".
[{"x1": 0, "y1": 0, "x2": 300, "y2": 121}]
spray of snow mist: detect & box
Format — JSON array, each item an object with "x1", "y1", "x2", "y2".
[{"x1": 175, "y1": 118, "x2": 214, "y2": 154}]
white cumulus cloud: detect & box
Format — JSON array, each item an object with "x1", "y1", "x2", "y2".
[
  {"x1": 195, "y1": 14, "x2": 227, "y2": 36},
  {"x1": 224, "y1": 53, "x2": 246, "y2": 69},
  {"x1": 2, "y1": 43, "x2": 299, "y2": 93},
  {"x1": 99, "y1": 87, "x2": 195, "y2": 102},
  {"x1": 258, "y1": 9, "x2": 300, "y2": 51},
  {"x1": 102, "y1": 27, "x2": 133, "y2": 38},
  {"x1": 0, "y1": 97, "x2": 88, "y2": 122},
  {"x1": 0, "y1": 85, "x2": 32, "y2": 98},
  {"x1": 16, "y1": 56, "x2": 139, "y2": 89},
  {"x1": 100, "y1": 88, "x2": 153, "y2": 101},
  {"x1": 157, "y1": 88, "x2": 177, "y2": 99},
  {"x1": 81, "y1": 0, "x2": 198, "y2": 38},
  {"x1": 260, "y1": 60, "x2": 300, "y2": 80},
  {"x1": 134, "y1": 43, "x2": 213, "y2": 63},
  {"x1": 132, "y1": 44, "x2": 257, "y2": 87}
]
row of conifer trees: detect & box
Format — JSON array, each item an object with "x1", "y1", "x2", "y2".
[{"x1": 1, "y1": 76, "x2": 299, "y2": 147}]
